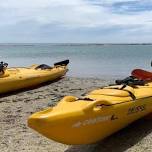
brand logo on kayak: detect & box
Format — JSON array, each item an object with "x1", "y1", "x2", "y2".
[
  {"x1": 72, "y1": 115, "x2": 118, "y2": 128},
  {"x1": 127, "y1": 105, "x2": 146, "y2": 115}
]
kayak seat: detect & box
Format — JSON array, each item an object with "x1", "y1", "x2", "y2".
[
  {"x1": 35, "y1": 64, "x2": 53, "y2": 70},
  {"x1": 132, "y1": 69, "x2": 152, "y2": 80},
  {"x1": 54, "y1": 60, "x2": 69, "y2": 66}
]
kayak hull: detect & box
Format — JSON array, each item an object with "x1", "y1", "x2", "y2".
[{"x1": 0, "y1": 66, "x2": 68, "y2": 94}]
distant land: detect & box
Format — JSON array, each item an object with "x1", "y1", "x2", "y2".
[{"x1": 0, "y1": 43, "x2": 152, "y2": 46}]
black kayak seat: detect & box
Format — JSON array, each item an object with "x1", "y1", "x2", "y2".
[{"x1": 35, "y1": 64, "x2": 52, "y2": 70}]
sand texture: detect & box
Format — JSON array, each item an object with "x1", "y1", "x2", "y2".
[{"x1": 0, "y1": 77, "x2": 152, "y2": 152}]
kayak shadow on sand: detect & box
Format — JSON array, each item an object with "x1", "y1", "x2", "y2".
[
  {"x1": 65, "y1": 118, "x2": 152, "y2": 152},
  {"x1": 0, "y1": 77, "x2": 64, "y2": 99}
]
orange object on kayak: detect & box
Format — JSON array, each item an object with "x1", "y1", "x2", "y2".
[{"x1": 131, "y1": 69, "x2": 152, "y2": 80}]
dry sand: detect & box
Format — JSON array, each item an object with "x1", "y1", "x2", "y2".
[{"x1": 0, "y1": 77, "x2": 152, "y2": 152}]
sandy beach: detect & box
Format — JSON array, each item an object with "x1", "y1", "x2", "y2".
[{"x1": 0, "y1": 76, "x2": 152, "y2": 152}]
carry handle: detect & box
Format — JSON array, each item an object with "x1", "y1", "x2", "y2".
[{"x1": 83, "y1": 100, "x2": 111, "y2": 112}]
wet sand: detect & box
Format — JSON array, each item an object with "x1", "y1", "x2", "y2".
[{"x1": 0, "y1": 77, "x2": 152, "y2": 152}]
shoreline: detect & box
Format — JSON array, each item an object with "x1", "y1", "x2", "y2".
[{"x1": 0, "y1": 76, "x2": 152, "y2": 152}]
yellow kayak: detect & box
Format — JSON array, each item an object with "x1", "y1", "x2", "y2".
[
  {"x1": 0, "y1": 60, "x2": 69, "y2": 94},
  {"x1": 28, "y1": 76, "x2": 152, "y2": 145}
]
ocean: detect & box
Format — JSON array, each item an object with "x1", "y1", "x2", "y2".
[{"x1": 0, "y1": 43, "x2": 152, "y2": 78}]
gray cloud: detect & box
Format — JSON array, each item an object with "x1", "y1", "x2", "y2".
[{"x1": 0, "y1": 0, "x2": 152, "y2": 42}]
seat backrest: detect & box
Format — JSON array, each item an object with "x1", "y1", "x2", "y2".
[{"x1": 35, "y1": 64, "x2": 52, "y2": 70}]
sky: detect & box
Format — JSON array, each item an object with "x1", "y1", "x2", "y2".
[{"x1": 0, "y1": 0, "x2": 152, "y2": 43}]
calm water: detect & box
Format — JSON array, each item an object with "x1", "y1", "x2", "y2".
[{"x1": 0, "y1": 44, "x2": 152, "y2": 78}]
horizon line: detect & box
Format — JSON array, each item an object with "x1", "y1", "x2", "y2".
[{"x1": 0, "y1": 42, "x2": 152, "y2": 45}]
